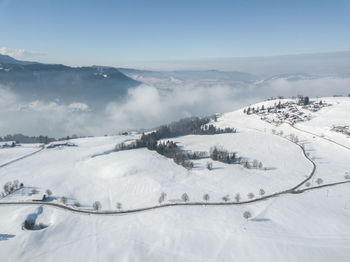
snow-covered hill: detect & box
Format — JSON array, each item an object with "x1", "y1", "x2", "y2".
[{"x1": 0, "y1": 97, "x2": 349, "y2": 262}]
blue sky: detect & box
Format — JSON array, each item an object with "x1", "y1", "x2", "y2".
[{"x1": 0, "y1": 0, "x2": 349, "y2": 67}]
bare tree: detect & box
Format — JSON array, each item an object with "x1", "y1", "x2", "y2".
[
  {"x1": 222, "y1": 194, "x2": 230, "y2": 202},
  {"x1": 243, "y1": 211, "x2": 252, "y2": 220},
  {"x1": 243, "y1": 161, "x2": 251, "y2": 169},
  {"x1": 13, "y1": 180, "x2": 19, "y2": 189},
  {"x1": 345, "y1": 174, "x2": 350, "y2": 180},
  {"x1": 74, "y1": 201, "x2": 81, "y2": 207},
  {"x1": 203, "y1": 194, "x2": 210, "y2": 202},
  {"x1": 259, "y1": 189, "x2": 265, "y2": 196},
  {"x1": 61, "y1": 196, "x2": 68, "y2": 204},
  {"x1": 258, "y1": 162, "x2": 263, "y2": 169},
  {"x1": 305, "y1": 182, "x2": 311, "y2": 187},
  {"x1": 93, "y1": 201, "x2": 102, "y2": 211},
  {"x1": 235, "y1": 193, "x2": 241, "y2": 202},
  {"x1": 206, "y1": 162, "x2": 213, "y2": 170},
  {"x1": 316, "y1": 178, "x2": 323, "y2": 185},
  {"x1": 116, "y1": 202, "x2": 122, "y2": 210},
  {"x1": 247, "y1": 192, "x2": 255, "y2": 199},
  {"x1": 3, "y1": 182, "x2": 12, "y2": 194},
  {"x1": 158, "y1": 192, "x2": 167, "y2": 204},
  {"x1": 181, "y1": 193, "x2": 189, "y2": 202},
  {"x1": 46, "y1": 189, "x2": 52, "y2": 196},
  {"x1": 252, "y1": 159, "x2": 259, "y2": 169}
]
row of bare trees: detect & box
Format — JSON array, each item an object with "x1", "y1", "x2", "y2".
[
  {"x1": 1, "y1": 180, "x2": 23, "y2": 198},
  {"x1": 157, "y1": 189, "x2": 266, "y2": 205}
]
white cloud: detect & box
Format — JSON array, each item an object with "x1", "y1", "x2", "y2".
[
  {"x1": 68, "y1": 103, "x2": 90, "y2": 112},
  {"x1": 0, "y1": 86, "x2": 17, "y2": 109},
  {"x1": 105, "y1": 84, "x2": 256, "y2": 130},
  {"x1": 0, "y1": 46, "x2": 46, "y2": 59}
]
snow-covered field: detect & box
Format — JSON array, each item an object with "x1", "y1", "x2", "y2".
[
  {"x1": 0, "y1": 144, "x2": 42, "y2": 166},
  {"x1": 0, "y1": 97, "x2": 349, "y2": 261}
]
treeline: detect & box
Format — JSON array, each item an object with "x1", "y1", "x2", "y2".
[
  {"x1": 0, "y1": 133, "x2": 81, "y2": 144},
  {"x1": 139, "y1": 117, "x2": 236, "y2": 149},
  {"x1": 0, "y1": 134, "x2": 56, "y2": 144}
]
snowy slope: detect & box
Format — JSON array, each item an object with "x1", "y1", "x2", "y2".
[
  {"x1": 0, "y1": 97, "x2": 349, "y2": 262},
  {"x1": 0, "y1": 144, "x2": 42, "y2": 166}
]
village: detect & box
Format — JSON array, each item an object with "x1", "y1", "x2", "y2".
[{"x1": 244, "y1": 96, "x2": 331, "y2": 126}]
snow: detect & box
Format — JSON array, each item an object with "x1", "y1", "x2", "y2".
[
  {"x1": 0, "y1": 97, "x2": 349, "y2": 261},
  {"x1": 0, "y1": 144, "x2": 41, "y2": 166}
]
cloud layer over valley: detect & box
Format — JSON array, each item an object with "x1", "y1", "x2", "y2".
[{"x1": 1, "y1": 73, "x2": 349, "y2": 138}]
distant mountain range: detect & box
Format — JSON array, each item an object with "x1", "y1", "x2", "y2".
[
  {"x1": 1, "y1": 53, "x2": 349, "y2": 113},
  {"x1": 0, "y1": 54, "x2": 262, "y2": 110},
  {"x1": 0, "y1": 54, "x2": 140, "y2": 109}
]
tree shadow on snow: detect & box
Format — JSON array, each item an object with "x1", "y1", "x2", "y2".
[
  {"x1": 211, "y1": 167, "x2": 224, "y2": 170},
  {"x1": 23, "y1": 206, "x2": 48, "y2": 231},
  {"x1": 0, "y1": 234, "x2": 15, "y2": 241},
  {"x1": 251, "y1": 218, "x2": 270, "y2": 222}
]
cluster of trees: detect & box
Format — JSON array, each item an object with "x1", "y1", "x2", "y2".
[
  {"x1": 210, "y1": 146, "x2": 238, "y2": 164},
  {"x1": 209, "y1": 146, "x2": 263, "y2": 169},
  {"x1": 1, "y1": 180, "x2": 23, "y2": 197},
  {"x1": 165, "y1": 116, "x2": 235, "y2": 136},
  {"x1": 157, "y1": 141, "x2": 194, "y2": 170},
  {"x1": 272, "y1": 129, "x2": 284, "y2": 136},
  {"x1": 201, "y1": 124, "x2": 236, "y2": 135},
  {"x1": 297, "y1": 95, "x2": 310, "y2": 105},
  {"x1": 289, "y1": 133, "x2": 299, "y2": 143},
  {"x1": 242, "y1": 159, "x2": 263, "y2": 169},
  {"x1": 244, "y1": 107, "x2": 258, "y2": 115}
]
